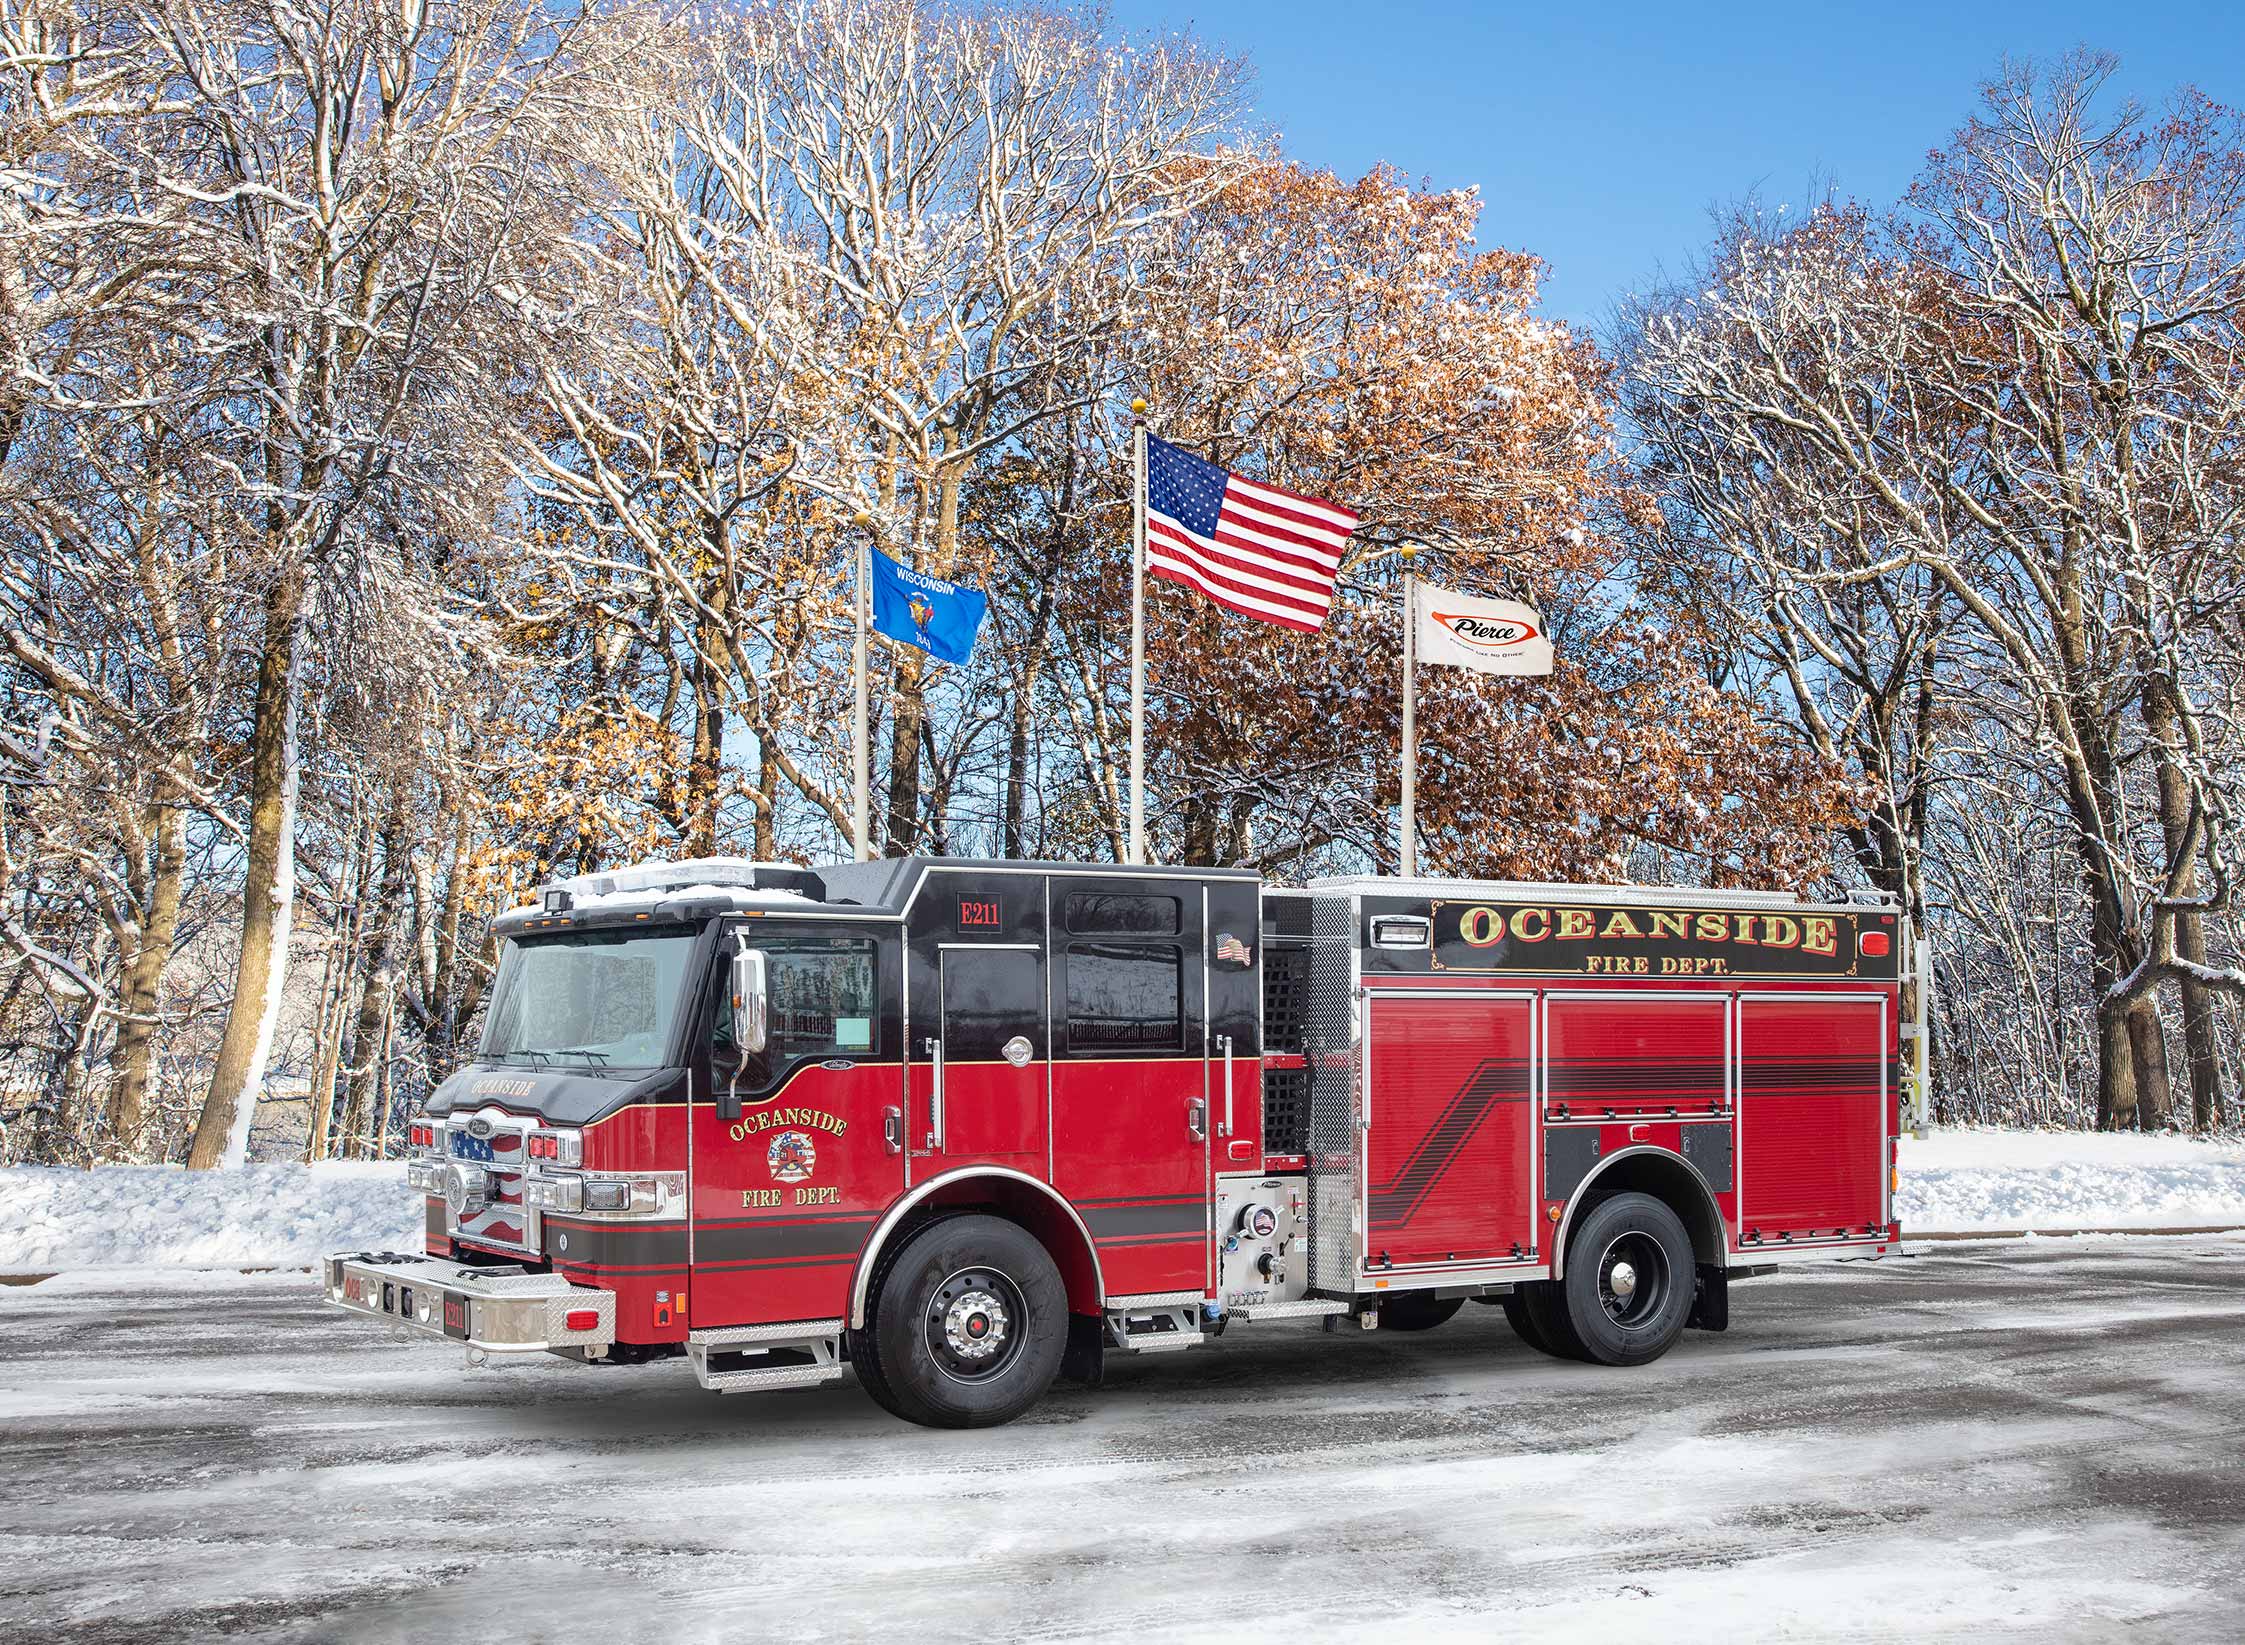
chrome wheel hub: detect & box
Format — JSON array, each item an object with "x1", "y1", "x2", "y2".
[
  {"x1": 925, "y1": 1266, "x2": 1027, "y2": 1383},
  {"x1": 1596, "y1": 1232, "x2": 1667, "y2": 1330},
  {"x1": 943, "y1": 1290, "x2": 1010, "y2": 1361}
]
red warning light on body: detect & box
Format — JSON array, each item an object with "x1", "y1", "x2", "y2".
[{"x1": 1859, "y1": 931, "x2": 1891, "y2": 958}]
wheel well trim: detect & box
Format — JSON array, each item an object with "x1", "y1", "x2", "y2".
[
  {"x1": 1549, "y1": 1144, "x2": 1727, "y2": 1281},
  {"x1": 847, "y1": 1167, "x2": 1106, "y2": 1330}
]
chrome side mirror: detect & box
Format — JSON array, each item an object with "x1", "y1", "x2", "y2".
[
  {"x1": 731, "y1": 941, "x2": 769, "y2": 1057},
  {"x1": 721, "y1": 941, "x2": 767, "y2": 1122}
]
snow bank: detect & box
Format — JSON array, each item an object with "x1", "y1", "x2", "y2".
[
  {"x1": 0, "y1": 1162, "x2": 416, "y2": 1272},
  {"x1": 5, "y1": 1130, "x2": 2245, "y2": 1272},
  {"x1": 1896, "y1": 1128, "x2": 2245, "y2": 1233}
]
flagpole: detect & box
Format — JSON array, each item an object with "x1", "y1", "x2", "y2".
[
  {"x1": 1128, "y1": 398, "x2": 1148, "y2": 866},
  {"x1": 850, "y1": 510, "x2": 871, "y2": 862},
  {"x1": 1399, "y1": 542, "x2": 1418, "y2": 879}
]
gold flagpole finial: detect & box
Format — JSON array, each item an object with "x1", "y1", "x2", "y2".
[{"x1": 1130, "y1": 398, "x2": 1148, "y2": 417}]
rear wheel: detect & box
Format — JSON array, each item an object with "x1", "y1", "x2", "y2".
[
  {"x1": 1500, "y1": 1285, "x2": 1570, "y2": 1358},
  {"x1": 1553, "y1": 1192, "x2": 1694, "y2": 1367},
  {"x1": 854, "y1": 1214, "x2": 1066, "y2": 1428},
  {"x1": 1377, "y1": 1293, "x2": 1463, "y2": 1332}
]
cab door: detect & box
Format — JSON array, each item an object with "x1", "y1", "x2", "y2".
[
  {"x1": 912, "y1": 943, "x2": 1047, "y2": 1174},
  {"x1": 1047, "y1": 875, "x2": 1212, "y2": 1296},
  {"x1": 690, "y1": 922, "x2": 901, "y2": 1330},
  {"x1": 906, "y1": 874, "x2": 1049, "y2": 1180}
]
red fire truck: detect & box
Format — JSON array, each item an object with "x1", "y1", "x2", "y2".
[{"x1": 327, "y1": 856, "x2": 1904, "y2": 1428}]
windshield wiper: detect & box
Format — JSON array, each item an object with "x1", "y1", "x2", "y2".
[
  {"x1": 546, "y1": 1047, "x2": 612, "y2": 1066},
  {"x1": 492, "y1": 1049, "x2": 553, "y2": 1067}
]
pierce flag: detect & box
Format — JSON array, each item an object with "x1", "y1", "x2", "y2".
[
  {"x1": 868, "y1": 547, "x2": 986, "y2": 666},
  {"x1": 1412, "y1": 582, "x2": 1554, "y2": 675}
]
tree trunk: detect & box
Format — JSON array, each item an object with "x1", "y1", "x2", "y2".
[
  {"x1": 685, "y1": 543, "x2": 729, "y2": 855},
  {"x1": 107, "y1": 800, "x2": 186, "y2": 1154},
  {"x1": 884, "y1": 645, "x2": 926, "y2": 855},
  {"x1": 342, "y1": 807, "x2": 409, "y2": 1158},
  {"x1": 2125, "y1": 999, "x2": 2174, "y2": 1131},
  {"x1": 753, "y1": 734, "x2": 780, "y2": 861},
  {"x1": 2177, "y1": 913, "x2": 2225, "y2": 1130},
  {"x1": 306, "y1": 812, "x2": 374, "y2": 1162},
  {"x1": 2094, "y1": 993, "x2": 2137, "y2": 1131},
  {"x1": 2143, "y1": 672, "x2": 2227, "y2": 1129},
  {"x1": 187, "y1": 569, "x2": 308, "y2": 1169}
]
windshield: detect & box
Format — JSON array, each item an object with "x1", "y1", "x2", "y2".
[{"x1": 480, "y1": 924, "x2": 699, "y2": 1070}]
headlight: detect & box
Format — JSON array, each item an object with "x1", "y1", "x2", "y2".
[{"x1": 406, "y1": 1160, "x2": 444, "y2": 1193}]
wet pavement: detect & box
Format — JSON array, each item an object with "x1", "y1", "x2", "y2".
[{"x1": 2, "y1": 1237, "x2": 2241, "y2": 1642}]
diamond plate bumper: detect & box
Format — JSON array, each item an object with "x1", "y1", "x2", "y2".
[{"x1": 323, "y1": 1251, "x2": 614, "y2": 1356}]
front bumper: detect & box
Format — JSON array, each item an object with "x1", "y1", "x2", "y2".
[{"x1": 324, "y1": 1251, "x2": 615, "y2": 1357}]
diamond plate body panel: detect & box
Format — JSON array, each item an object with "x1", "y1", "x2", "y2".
[{"x1": 1304, "y1": 893, "x2": 1362, "y2": 1295}]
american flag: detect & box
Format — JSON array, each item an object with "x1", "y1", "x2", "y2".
[{"x1": 1144, "y1": 434, "x2": 1357, "y2": 632}]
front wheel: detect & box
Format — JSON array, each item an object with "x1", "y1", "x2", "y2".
[
  {"x1": 1553, "y1": 1192, "x2": 1694, "y2": 1367},
  {"x1": 854, "y1": 1214, "x2": 1066, "y2": 1428}
]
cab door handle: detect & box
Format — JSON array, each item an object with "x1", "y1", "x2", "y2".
[
  {"x1": 1217, "y1": 1034, "x2": 1234, "y2": 1138},
  {"x1": 1187, "y1": 1098, "x2": 1207, "y2": 1142},
  {"x1": 923, "y1": 1037, "x2": 944, "y2": 1150}
]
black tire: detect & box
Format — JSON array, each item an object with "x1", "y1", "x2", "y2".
[
  {"x1": 853, "y1": 1213, "x2": 1066, "y2": 1429},
  {"x1": 1500, "y1": 1285, "x2": 1570, "y2": 1358},
  {"x1": 1377, "y1": 1292, "x2": 1463, "y2": 1332},
  {"x1": 1552, "y1": 1191, "x2": 1695, "y2": 1367},
  {"x1": 1520, "y1": 1278, "x2": 1591, "y2": 1361}
]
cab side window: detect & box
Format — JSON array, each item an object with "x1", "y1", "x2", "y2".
[
  {"x1": 1059, "y1": 894, "x2": 1185, "y2": 1055},
  {"x1": 710, "y1": 936, "x2": 879, "y2": 1083}
]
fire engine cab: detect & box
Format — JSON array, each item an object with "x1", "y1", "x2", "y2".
[{"x1": 327, "y1": 856, "x2": 1904, "y2": 1428}]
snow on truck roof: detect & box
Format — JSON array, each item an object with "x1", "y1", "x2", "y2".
[
  {"x1": 1303, "y1": 875, "x2": 1872, "y2": 911},
  {"x1": 499, "y1": 856, "x2": 1890, "y2": 925},
  {"x1": 502, "y1": 857, "x2": 827, "y2": 922}
]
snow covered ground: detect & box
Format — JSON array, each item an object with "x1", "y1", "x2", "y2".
[
  {"x1": 0, "y1": 1161, "x2": 417, "y2": 1272},
  {"x1": 1, "y1": 1238, "x2": 2240, "y2": 1642},
  {"x1": 1896, "y1": 1129, "x2": 2245, "y2": 1233},
  {"x1": 2, "y1": 1128, "x2": 2243, "y2": 1273}
]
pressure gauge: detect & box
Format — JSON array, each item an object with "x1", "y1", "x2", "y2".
[{"x1": 1239, "y1": 1202, "x2": 1279, "y2": 1240}]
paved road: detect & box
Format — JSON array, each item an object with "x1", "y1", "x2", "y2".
[{"x1": 3, "y1": 1238, "x2": 2242, "y2": 1643}]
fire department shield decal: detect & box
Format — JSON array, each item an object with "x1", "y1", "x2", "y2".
[{"x1": 767, "y1": 1130, "x2": 817, "y2": 1184}]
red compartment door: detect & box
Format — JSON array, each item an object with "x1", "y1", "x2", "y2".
[
  {"x1": 1543, "y1": 993, "x2": 1728, "y2": 1119},
  {"x1": 1737, "y1": 995, "x2": 1888, "y2": 1237},
  {"x1": 1365, "y1": 992, "x2": 1535, "y2": 1267}
]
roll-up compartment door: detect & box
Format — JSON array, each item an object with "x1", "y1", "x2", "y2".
[
  {"x1": 1543, "y1": 993, "x2": 1728, "y2": 1119},
  {"x1": 1737, "y1": 995, "x2": 1887, "y2": 1237},
  {"x1": 1365, "y1": 992, "x2": 1535, "y2": 1267}
]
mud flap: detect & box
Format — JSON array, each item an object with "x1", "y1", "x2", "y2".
[
  {"x1": 1061, "y1": 1311, "x2": 1106, "y2": 1384},
  {"x1": 1688, "y1": 1263, "x2": 1729, "y2": 1332}
]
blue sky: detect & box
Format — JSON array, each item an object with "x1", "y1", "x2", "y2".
[{"x1": 1119, "y1": 1, "x2": 2244, "y2": 331}]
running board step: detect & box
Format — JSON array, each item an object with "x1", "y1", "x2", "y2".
[
  {"x1": 687, "y1": 1319, "x2": 846, "y2": 1393},
  {"x1": 1230, "y1": 1298, "x2": 1351, "y2": 1322},
  {"x1": 691, "y1": 1318, "x2": 844, "y2": 1349},
  {"x1": 697, "y1": 1361, "x2": 852, "y2": 1394},
  {"x1": 1104, "y1": 1301, "x2": 1206, "y2": 1354}
]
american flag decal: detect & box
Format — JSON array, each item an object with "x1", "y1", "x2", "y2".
[
  {"x1": 1144, "y1": 435, "x2": 1357, "y2": 632},
  {"x1": 1215, "y1": 933, "x2": 1253, "y2": 967}
]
